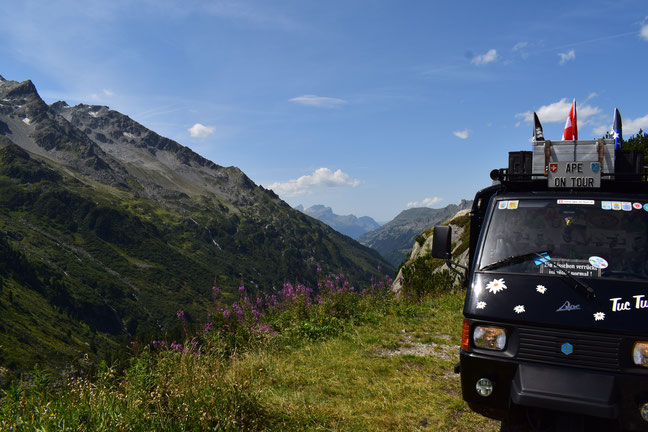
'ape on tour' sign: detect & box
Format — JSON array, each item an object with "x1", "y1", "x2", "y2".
[{"x1": 548, "y1": 161, "x2": 601, "y2": 188}]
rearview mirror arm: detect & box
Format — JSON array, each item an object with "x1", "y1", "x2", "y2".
[{"x1": 446, "y1": 258, "x2": 467, "y2": 280}]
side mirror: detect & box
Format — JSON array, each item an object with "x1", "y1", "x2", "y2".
[{"x1": 431, "y1": 225, "x2": 452, "y2": 259}]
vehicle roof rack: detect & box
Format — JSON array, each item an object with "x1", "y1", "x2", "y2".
[{"x1": 495, "y1": 139, "x2": 646, "y2": 184}]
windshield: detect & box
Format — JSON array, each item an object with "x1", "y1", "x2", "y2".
[{"x1": 478, "y1": 198, "x2": 648, "y2": 281}]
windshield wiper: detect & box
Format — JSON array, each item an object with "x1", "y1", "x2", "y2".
[
  {"x1": 534, "y1": 253, "x2": 596, "y2": 300},
  {"x1": 480, "y1": 250, "x2": 551, "y2": 271}
]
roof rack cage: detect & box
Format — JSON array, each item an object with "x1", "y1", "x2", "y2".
[
  {"x1": 532, "y1": 139, "x2": 615, "y2": 175},
  {"x1": 504, "y1": 140, "x2": 646, "y2": 183}
]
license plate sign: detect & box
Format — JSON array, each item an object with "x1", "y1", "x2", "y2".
[{"x1": 548, "y1": 161, "x2": 600, "y2": 188}]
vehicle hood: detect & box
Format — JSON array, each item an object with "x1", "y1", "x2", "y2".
[{"x1": 466, "y1": 272, "x2": 648, "y2": 332}]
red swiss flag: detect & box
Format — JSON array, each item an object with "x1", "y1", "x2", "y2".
[{"x1": 561, "y1": 99, "x2": 578, "y2": 140}]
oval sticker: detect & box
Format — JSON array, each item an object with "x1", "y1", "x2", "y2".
[{"x1": 589, "y1": 256, "x2": 608, "y2": 269}]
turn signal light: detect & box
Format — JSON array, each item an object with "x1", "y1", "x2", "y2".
[{"x1": 461, "y1": 320, "x2": 471, "y2": 351}]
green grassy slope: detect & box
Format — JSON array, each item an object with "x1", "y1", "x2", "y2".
[
  {"x1": 1, "y1": 287, "x2": 498, "y2": 431},
  {"x1": 254, "y1": 293, "x2": 497, "y2": 431},
  {"x1": 0, "y1": 142, "x2": 392, "y2": 375}
]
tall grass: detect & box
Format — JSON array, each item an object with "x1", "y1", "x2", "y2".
[{"x1": 1, "y1": 271, "x2": 402, "y2": 431}]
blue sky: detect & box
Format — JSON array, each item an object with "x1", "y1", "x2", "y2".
[{"x1": 2, "y1": 0, "x2": 648, "y2": 221}]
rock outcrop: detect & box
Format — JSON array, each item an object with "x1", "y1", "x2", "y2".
[{"x1": 391, "y1": 208, "x2": 471, "y2": 295}]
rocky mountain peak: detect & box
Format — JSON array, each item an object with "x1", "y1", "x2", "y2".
[
  {"x1": 49, "y1": 101, "x2": 69, "y2": 111},
  {"x1": 298, "y1": 204, "x2": 380, "y2": 240},
  {"x1": 2, "y1": 79, "x2": 38, "y2": 99}
]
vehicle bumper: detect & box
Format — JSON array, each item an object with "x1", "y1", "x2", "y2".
[{"x1": 460, "y1": 352, "x2": 648, "y2": 431}]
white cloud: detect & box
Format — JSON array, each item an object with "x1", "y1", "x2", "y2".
[
  {"x1": 200, "y1": 1, "x2": 299, "y2": 30},
  {"x1": 624, "y1": 114, "x2": 648, "y2": 135},
  {"x1": 471, "y1": 49, "x2": 498, "y2": 66},
  {"x1": 453, "y1": 129, "x2": 470, "y2": 139},
  {"x1": 593, "y1": 124, "x2": 609, "y2": 136},
  {"x1": 266, "y1": 168, "x2": 361, "y2": 197},
  {"x1": 512, "y1": 42, "x2": 528, "y2": 51},
  {"x1": 593, "y1": 113, "x2": 648, "y2": 137},
  {"x1": 289, "y1": 95, "x2": 347, "y2": 108},
  {"x1": 558, "y1": 49, "x2": 575, "y2": 65},
  {"x1": 577, "y1": 104, "x2": 602, "y2": 122},
  {"x1": 88, "y1": 89, "x2": 114, "y2": 100},
  {"x1": 585, "y1": 92, "x2": 598, "y2": 101},
  {"x1": 407, "y1": 197, "x2": 444, "y2": 208},
  {"x1": 641, "y1": 24, "x2": 648, "y2": 41},
  {"x1": 188, "y1": 123, "x2": 215, "y2": 138},
  {"x1": 515, "y1": 98, "x2": 601, "y2": 124}
]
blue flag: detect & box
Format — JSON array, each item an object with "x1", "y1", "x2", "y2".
[{"x1": 612, "y1": 107, "x2": 623, "y2": 150}]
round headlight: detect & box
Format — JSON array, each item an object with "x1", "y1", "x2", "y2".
[
  {"x1": 473, "y1": 325, "x2": 507, "y2": 350},
  {"x1": 633, "y1": 342, "x2": 648, "y2": 367},
  {"x1": 641, "y1": 403, "x2": 648, "y2": 422}
]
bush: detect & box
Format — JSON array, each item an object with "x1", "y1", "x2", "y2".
[{"x1": 400, "y1": 257, "x2": 460, "y2": 301}]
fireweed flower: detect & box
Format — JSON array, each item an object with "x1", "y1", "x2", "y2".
[
  {"x1": 232, "y1": 303, "x2": 243, "y2": 318},
  {"x1": 176, "y1": 309, "x2": 185, "y2": 321},
  {"x1": 202, "y1": 322, "x2": 213, "y2": 334}
]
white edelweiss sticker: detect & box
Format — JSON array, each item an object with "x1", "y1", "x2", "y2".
[
  {"x1": 485, "y1": 278, "x2": 507, "y2": 294},
  {"x1": 476, "y1": 301, "x2": 487, "y2": 309},
  {"x1": 514, "y1": 305, "x2": 525, "y2": 314},
  {"x1": 536, "y1": 285, "x2": 547, "y2": 294},
  {"x1": 594, "y1": 312, "x2": 605, "y2": 321}
]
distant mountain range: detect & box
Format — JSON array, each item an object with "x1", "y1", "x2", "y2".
[
  {"x1": 0, "y1": 75, "x2": 392, "y2": 373},
  {"x1": 295, "y1": 205, "x2": 381, "y2": 240},
  {"x1": 359, "y1": 201, "x2": 473, "y2": 267}
]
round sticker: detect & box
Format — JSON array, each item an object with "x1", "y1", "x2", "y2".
[
  {"x1": 634, "y1": 202, "x2": 643, "y2": 210},
  {"x1": 644, "y1": 203, "x2": 648, "y2": 212},
  {"x1": 589, "y1": 256, "x2": 608, "y2": 269}
]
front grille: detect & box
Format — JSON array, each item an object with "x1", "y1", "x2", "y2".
[{"x1": 517, "y1": 326, "x2": 621, "y2": 372}]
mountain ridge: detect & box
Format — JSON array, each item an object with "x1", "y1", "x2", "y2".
[
  {"x1": 359, "y1": 200, "x2": 473, "y2": 266},
  {"x1": 296, "y1": 204, "x2": 381, "y2": 240},
  {"x1": 0, "y1": 75, "x2": 393, "y2": 373}
]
